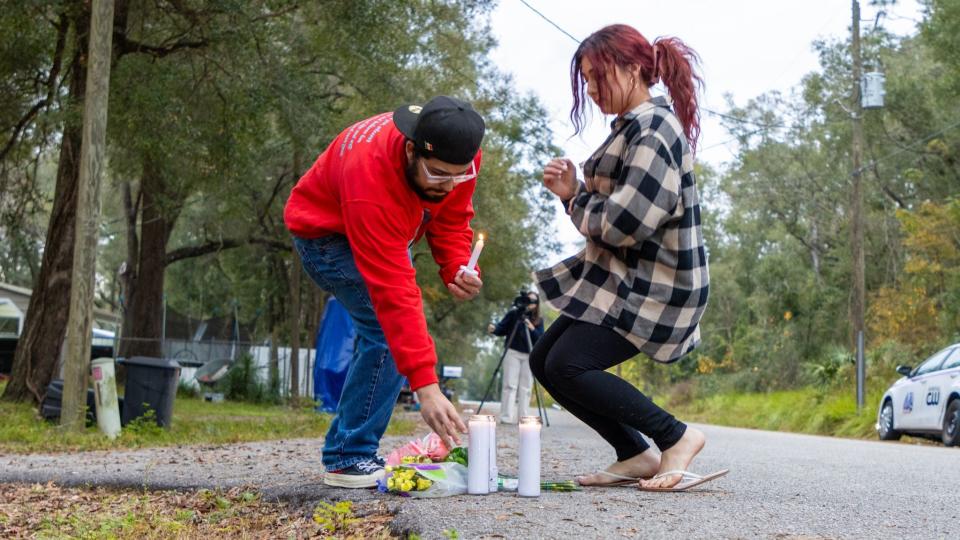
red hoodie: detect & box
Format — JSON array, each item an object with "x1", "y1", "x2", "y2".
[{"x1": 284, "y1": 112, "x2": 481, "y2": 390}]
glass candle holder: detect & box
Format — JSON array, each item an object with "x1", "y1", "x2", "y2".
[
  {"x1": 468, "y1": 414, "x2": 490, "y2": 494},
  {"x1": 485, "y1": 414, "x2": 498, "y2": 492},
  {"x1": 518, "y1": 416, "x2": 542, "y2": 497}
]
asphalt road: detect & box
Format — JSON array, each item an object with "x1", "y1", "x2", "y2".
[{"x1": 1, "y1": 405, "x2": 957, "y2": 539}]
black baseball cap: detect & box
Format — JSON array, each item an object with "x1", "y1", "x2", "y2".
[{"x1": 393, "y1": 96, "x2": 485, "y2": 165}]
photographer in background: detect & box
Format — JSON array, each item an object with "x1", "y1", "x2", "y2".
[{"x1": 487, "y1": 291, "x2": 544, "y2": 424}]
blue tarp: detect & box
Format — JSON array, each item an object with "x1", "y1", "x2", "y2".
[{"x1": 313, "y1": 298, "x2": 356, "y2": 412}]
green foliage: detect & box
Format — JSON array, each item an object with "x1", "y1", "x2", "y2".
[
  {"x1": 312, "y1": 500, "x2": 359, "y2": 533},
  {"x1": 121, "y1": 408, "x2": 165, "y2": 441},
  {"x1": 177, "y1": 380, "x2": 200, "y2": 399},
  {"x1": 214, "y1": 353, "x2": 278, "y2": 404},
  {"x1": 804, "y1": 346, "x2": 854, "y2": 389},
  {"x1": 444, "y1": 445, "x2": 468, "y2": 466}
]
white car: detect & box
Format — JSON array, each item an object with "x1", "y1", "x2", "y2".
[{"x1": 876, "y1": 344, "x2": 960, "y2": 446}]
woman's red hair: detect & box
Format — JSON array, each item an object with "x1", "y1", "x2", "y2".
[{"x1": 571, "y1": 24, "x2": 704, "y2": 151}]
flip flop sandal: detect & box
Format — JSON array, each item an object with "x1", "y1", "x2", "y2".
[
  {"x1": 576, "y1": 470, "x2": 645, "y2": 487},
  {"x1": 638, "y1": 469, "x2": 729, "y2": 492}
]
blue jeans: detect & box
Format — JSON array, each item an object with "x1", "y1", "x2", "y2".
[{"x1": 294, "y1": 235, "x2": 406, "y2": 471}]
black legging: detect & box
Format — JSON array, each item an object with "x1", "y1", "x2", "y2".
[{"x1": 529, "y1": 315, "x2": 686, "y2": 461}]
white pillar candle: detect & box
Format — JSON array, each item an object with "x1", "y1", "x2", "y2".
[
  {"x1": 486, "y1": 415, "x2": 498, "y2": 492},
  {"x1": 468, "y1": 415, "x2": 490, "y2": 495},
  {"x1": 518, "y1": 416, "x2": 542, "y2": 497},
  {"x1": 460, "y1": 233, "x2": 484, "y2": 277}
]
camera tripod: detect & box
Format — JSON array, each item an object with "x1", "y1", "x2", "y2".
[{"x1": 477, "y1": 307, "x2": 550, "y2": 426}]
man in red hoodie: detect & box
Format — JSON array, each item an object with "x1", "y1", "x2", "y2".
[{"x1": 284, "y1": 96, "x2": 485, "y2": 488}]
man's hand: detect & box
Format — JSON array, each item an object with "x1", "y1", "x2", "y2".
[
  {"x1": 487, "y1": 323, "x2": 496, "y2": 334},
  {"x1": 448, "y1": 271, "x2": 482, "y2": 300},
  {"x1": 416, "y1": 383, "x2": 467, "y2": 449}
]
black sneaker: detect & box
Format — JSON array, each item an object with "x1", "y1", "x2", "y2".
[{"x1": 324, "y1": 459, "x2": 385, "y2": 488}]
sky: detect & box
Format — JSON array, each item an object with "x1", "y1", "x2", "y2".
[{"x1": 487, "y1": 0, "x2": 925, "y2": 262}]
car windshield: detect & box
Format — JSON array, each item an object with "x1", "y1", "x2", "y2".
[
  {"x1": 942, "y1": 350, "x2": 960, "y2": 371},
  {"x1": 914, "y1": 347, "x2": 956, "y2": 376}
]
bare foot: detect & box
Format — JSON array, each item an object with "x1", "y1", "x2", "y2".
[
  {"x1": 577, "y1": 449, "x2": 661, "y2": 486},
  {"x1": 639, "y1": 427, "x2": 706, "y2": 489}
]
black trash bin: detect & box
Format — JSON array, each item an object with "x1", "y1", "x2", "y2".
[
  {"x1": 119, "y1": 356, "x2": 180, "y2": 428},
  {"x1": 40, "y1": 378, "x2": 97, "y2": 426}
]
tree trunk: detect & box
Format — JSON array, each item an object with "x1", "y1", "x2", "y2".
[
  {"x1": 810, "y1": 222, "x2": 822, "y2": 283},
  {"x1": 118, "y1": 180, "x2": 139, "y2": 348},
  {"x1": 288, "y1": 246, "x2": 302, "y2": 402},
  {"x1": 2, "y1": 9, "x2": 89, "y2": 405},
  {"x1": 269, "y1": 324, "x2": 280, "y2": 397},
  {"x1": 118, "y1": 162, "x2": 180, "y2": 359}
]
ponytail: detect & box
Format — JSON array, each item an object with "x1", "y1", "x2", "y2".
[{"x1": 652, "y1": 37, "x2": 704, "y2": 152}]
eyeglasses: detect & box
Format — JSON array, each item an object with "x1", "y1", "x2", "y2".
[{"x1": 420, "y1": 161, "x2": 477, "y2": 185}]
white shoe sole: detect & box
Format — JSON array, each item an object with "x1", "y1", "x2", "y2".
[{"x1": 323, "y1": 468, "x2": 385, "y2": 488}]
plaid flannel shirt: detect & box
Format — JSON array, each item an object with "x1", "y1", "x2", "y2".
[{"x1": 535, "y1": 97, "x2": 709, "y2": 363}]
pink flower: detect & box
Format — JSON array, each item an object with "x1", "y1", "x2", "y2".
[{"x1": 385, "y1": 433, "x2": 451, "y2": 465}]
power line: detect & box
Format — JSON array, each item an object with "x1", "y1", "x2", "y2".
[
  {"x1": 701, "y1": 108, "x2": 784, "y2": 129},
  {"x1": 699, "y1": 129, "x2": 763, "y2": 152},
  {"x1": 857, "y1": 117, "x2": 960, "y2": 175},
  {"x1": 517, "y1": 0, "x2": 580, "y2": 44}
]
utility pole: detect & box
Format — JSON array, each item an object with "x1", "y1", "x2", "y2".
[
  {"x1": 850, "y1": 0, "x2": 867, "y2": 414},
  {"x1": 61, "y1": 0, "x2": 115, "y2": 431}
]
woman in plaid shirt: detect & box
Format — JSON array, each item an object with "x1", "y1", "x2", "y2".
[{"x1": 531, "y1": 24, "x2": 725, "y2": 492}]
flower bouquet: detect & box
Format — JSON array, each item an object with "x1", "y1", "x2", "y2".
[{"x1": 379, "y1": 456, "x2": 469, "y2": 498}]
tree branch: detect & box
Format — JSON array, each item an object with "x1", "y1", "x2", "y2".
[
  {"x1": 0, "y1": 100, "x2": 47, "y2": 162},
  {"x1": 0, "y1": 13, "x2": 68, "y2": 162},
  {"x1": 115, "y1": 34, "x2": 207, "y2": 58},
  {"x1": 251, "y1": 4, "x2": 300, "y2": 22},
  {"x1": 165, "y1": 236, "x2": 289, "y2": 265}
]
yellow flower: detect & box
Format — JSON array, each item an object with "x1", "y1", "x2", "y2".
[{"x1": 416, "y1": 478, "x2": 433, "y2": 491}]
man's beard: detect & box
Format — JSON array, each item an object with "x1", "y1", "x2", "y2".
[{"x1": 405, "y1": 157, "x2": 448, "y2": 203}]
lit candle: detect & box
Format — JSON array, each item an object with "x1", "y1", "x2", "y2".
[
  {"x1": 518, "y1": 416, "x2": 542, "y2": 497},
  {"x1": 486, "y1": 414, "x2": 498, "y2": 492},
  {"x1": 459, "y1": 233, "x2": 484, "y2": 277},
  {"x1": 468, "y1": 414, "x2": 490, "y2": 495}
]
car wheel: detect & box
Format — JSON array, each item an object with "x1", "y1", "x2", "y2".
[
  {"x1": 942, "y1": 399, "x2": 960, "y2": 447},
  {"x1": 878, "y1": 400, "x2": 901, "y2": 441}
]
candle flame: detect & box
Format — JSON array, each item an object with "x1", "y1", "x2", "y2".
[{"x1": 479, "y1": 233, "x2": 485, "y2": 242}]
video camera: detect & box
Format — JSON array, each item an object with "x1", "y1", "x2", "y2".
[{"x1": 513, "y1": 290, "x2": 532, "y2": 310}]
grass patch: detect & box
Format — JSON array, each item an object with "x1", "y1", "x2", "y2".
[
  {"x1": 0, "y1": 381, "x2": 417, "y2": 454},
  {"x1": 664, "y1": 382, "x2": 925, "y2": 440},
  {"x1": 0, "y1": 483, "x2": 398, "y2": 539},
  {"x1": 670, "y1": 387, "x2": 879, "y2": 438}
]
